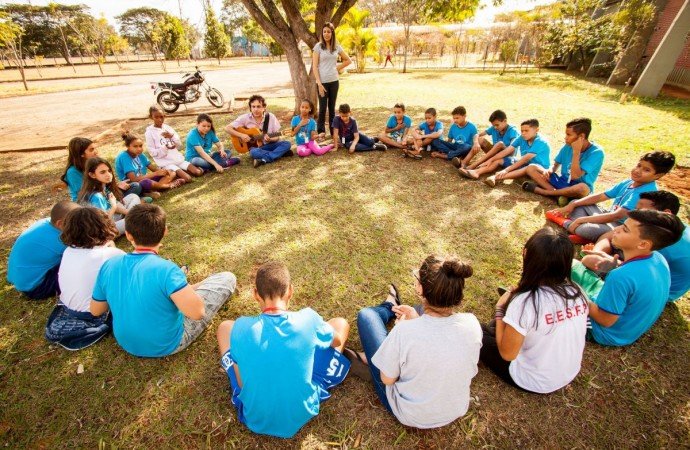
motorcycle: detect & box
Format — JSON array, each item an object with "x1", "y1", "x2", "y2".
[{"x1": 151, "y1": 67, "x2": 224, "y2": 113}]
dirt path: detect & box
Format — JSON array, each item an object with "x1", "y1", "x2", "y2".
[{"x1": 0, "y1": 61, "x2": 293, "y2": 152}]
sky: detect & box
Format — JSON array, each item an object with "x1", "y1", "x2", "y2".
[{"x1": 15, "y1": 0, "x2": 557, "y2": 30}]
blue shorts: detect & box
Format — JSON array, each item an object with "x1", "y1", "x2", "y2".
[
  {"x1": 220, "y1": 346, "x2": 350, "y2": 425},
  {"x1": 502, "y1": 157, "x2": 517, "y2": 168},
  {"x1": 549, "y1": 173, "x2": 582, "y2": 189}
]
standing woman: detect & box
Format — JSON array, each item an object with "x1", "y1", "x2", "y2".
[{"x1": 312, "y1": 22, "x2": 352, "y2": 137}]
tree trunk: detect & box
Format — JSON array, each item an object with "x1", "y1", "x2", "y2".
[
  {"x1": 10, "y1": 47, "x2": 28, "y2": 90},
  {"x1": 283, "y1": 39, "x2": 315, "y2": 113},
  {"x1": 403, "y1": 25, "x2": 410, "y2": 73}
]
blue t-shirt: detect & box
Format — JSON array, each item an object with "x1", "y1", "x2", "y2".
[
  {"x1": 418, "y1": 121, "x2": 443, "y2": 138},
  {"x1": 554, "y1": 142, "x2": 605, "y2": 192},
  {"x1": 658, "y1": 224, "x2": 690, "y2": 301},
  {"x1": 230, "y1": 308, "x2": 334, "y2": 438},
  {"x1": 93, "y1": 253, "x2": 188, "y2": 357},
  {"x1": 447, "y1": 122, "x2": 478, "y2": 146},
  {"x1": 331, "y1": 116, "x2": 359, "y2": 141},
  {"x1": 591, "y1": 252, "x2": 670, "y2": 346},
  {"x1": 7, "y1": 218, "x2": 66, "y2": 292},
  {"x1": 185, "y1": 128, "x2": 220, "y2": 161},
  {"x1": 484, "y1": 124, "x2": 519, "y2": 147},
  {"x1": 291, "y1": 116, "x2": 317, "y2": 146},
  {"x1": 510, "y1": 134, "x2": 550, "y2": 169},
  {"x1": 115, "y1": 151, "x2": 150, "y2": 181},
  {"x1": 65, "y1": 165, "x2": 83, "y2": 202},
  {"x1": 604, "y1": 179, "x2": 658, "y2": 223},
  {"x1": 85, "y1": 190, "x2": 112, "y2": 211},
  {"x1": 385, "y1": 115, "x2": 413, "y2": 139}
]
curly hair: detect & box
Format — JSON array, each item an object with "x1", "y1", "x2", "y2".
[{"x1": 61, "y1": 206, "x2": 118, "y2": 248}]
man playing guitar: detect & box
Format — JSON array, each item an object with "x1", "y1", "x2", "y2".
[{"x1": 226, "y1": 95, "x2": 292, "y2": 168}]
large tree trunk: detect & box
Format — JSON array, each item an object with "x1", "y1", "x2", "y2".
[{"x1": 283, "y1": 38, "x2": 316, "y2": 112}]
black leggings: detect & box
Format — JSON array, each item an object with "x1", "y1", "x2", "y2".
[
  {"x1": 480, "y1": 323, "x2": 530, "y2": 392},
  {"x1": 317, "y1": 80, "x2": 339, "y2": 135}
]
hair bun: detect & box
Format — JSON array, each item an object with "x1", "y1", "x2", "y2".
[
  {"x1": 121, "y1": 130, "x2": 131, "y2": 141},
  {"x1": 442, "y1": 259, "x2": 473, "y2": 278}
]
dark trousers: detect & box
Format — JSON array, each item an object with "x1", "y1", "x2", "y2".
[
  {"x1": 23, "y1": 264, "x2": 60, "y2": 300},
  {"x1": 344, "y1": 134, "x2": 376, "y2": 152},
  {"x1": 431, "y1": 139, "x2": 472, "y2": 160},
  {"x1": 318, "y1": 80, "x2": 339, "y2": 135},
  {"x1": 479, "y1": 323, "x2": 527, "y2": 391}
]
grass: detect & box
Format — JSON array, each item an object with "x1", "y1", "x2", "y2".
[{"x1": 0, "y1": 69, "x2": 688, "y2": 448}]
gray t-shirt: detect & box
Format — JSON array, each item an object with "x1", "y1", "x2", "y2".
[
  {"x1": 313, "y1": 43, "x2": 343, "y2": 84},
  {"x1": 371, "y1": 313, "x2": 482, "y2": 429}
]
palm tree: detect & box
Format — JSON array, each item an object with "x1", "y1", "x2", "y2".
[{"x1": 339, "y1": 7, "x2": 379, "y2": 73}]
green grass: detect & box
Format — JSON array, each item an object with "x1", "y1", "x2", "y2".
[{"x1": 0, "y1": 70, "x2": 688, "y2": 448}]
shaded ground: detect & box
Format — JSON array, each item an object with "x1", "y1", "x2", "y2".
[{"x1": 0, "y1": 70, "x2": 688, "y2": 448}]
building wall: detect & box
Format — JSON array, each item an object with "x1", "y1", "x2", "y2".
[{"x1": 643, "y1": 0, "x2": 690, "y2": 86}]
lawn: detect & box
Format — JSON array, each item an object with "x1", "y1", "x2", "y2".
[{"x1": 0, "y1": 70, "x2": 688, "y2": 448}]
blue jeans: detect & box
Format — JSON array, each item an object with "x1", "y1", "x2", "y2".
[
  {"x1": 356, "y1": 301, "x2": 395, "y2": 413},
  {"x1": 123, "y1": 182, "x2": 142, "y2": 197},
  {"x1": 190, "y1": 152, "x2": 233, "y2": 172},
  {"x1": 431, "y1": 139, "x2": 471, "y2": 159},
  {"x1": 22, "y1": 264, "x2": 60, "y2": 300},
  {"x1": 249, "y1": 141, "x2": 292, "y2": 163},
  {"x1": 345, "y1": 133, "x2": 375, "y2": 152}
]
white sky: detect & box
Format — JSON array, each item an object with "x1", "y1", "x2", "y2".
[{"x1": 14, "y1": 0, "x2": 556, "y2": 30}]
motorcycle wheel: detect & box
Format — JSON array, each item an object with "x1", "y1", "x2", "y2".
[
  {"x1": 206, "y1": 88, "x2": 224, "y2": 108},
  {"x1": 157, "y1": 91, "x2": 180, "y2": 113}
]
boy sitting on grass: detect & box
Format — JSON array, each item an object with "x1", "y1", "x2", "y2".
[
  {"x1": 456, "y1": 109, "x2": 519, "y2": 170},
  {"x1": 332, "y1": 103, "x2": 386, "y2": 153},
  {"x1": 406, "y1": 107, "x2": 443, "y2": 159},
  {"x1": 546, "y1": 151, "x2": 675, "y2": 244},
  {"x1": 580, "y1": 191, "x2": 690, "y2": 301},
  {"x1": 522, "y1": 118, "x2": 605, "y2": 204},
  {"x1": 430, "y1": 106, "x2": 480, "y2": 162},
  {"x1": 216, "y1": 261, "x2": 350, "y2": 438},
  {"x1": 571, "y1": 209, "x2": 684, "y2": 346},
  {"x1": 7, "y1": 201, "x2": 80, "y2": 300},
  {"x1": 458, "y1": 119, "x2": 551, "y2": 188},
  {"x1": 90, "y1": 204, "x2": 236, "y2": 357}
]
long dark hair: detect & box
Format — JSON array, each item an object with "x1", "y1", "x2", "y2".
[
  {"x1": 61, "y1": 137, "x2": 93, "y2": 183},
  {"x1": 78, "y1": 157, "x2": 123, "y2": 203},
  {"x1": 510, "y1": 227, "x2": 586, "y2": 329},
  {"x1": 319, "y1": 22, "x2": 338, "y2": 53},
  {"x1": 418, "y1": 255, "x2": 473, "y2": 309}
]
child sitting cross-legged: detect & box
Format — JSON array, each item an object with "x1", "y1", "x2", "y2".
[
  {"x1": 216, "y1": 261, "x2": 350, "y2": 438},
  {"x1": 429, "y1": 106, "x2": 480, "y2": 163},
  {"x1": 346, "y1": 255, "x2": 482, "y2": 429},
  {"x1": 458, "y1": 118, "x2": 551, "y2": 188},
  {"x1": 45, "y1": 207, "x2": 124, "y2": 350},
  {"x1": 572, "y1": 209, "x2": 684, "y2": 346},
  {"x1": 546, "y1": 151, "x2": 675, "y2": 244},
  {"x1": 90, "y1": 204, "x2": 236, "y2": 357},
  {"x1": 457, "y1": 109, "x2": 519, "y2": 170}
]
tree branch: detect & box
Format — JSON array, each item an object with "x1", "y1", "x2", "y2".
[
  {"x1": 330, "y1": 0, "x2": 358, "y2": 28},
  {"x1": 239, "y1": 0, "x2": 281, "y2": 39},
  {"x1": 259, "y1": 0, "x2": 290, "y2": 34},
  {"x1": 280, "y1": 0, "x2": 314, "y2": 45}
]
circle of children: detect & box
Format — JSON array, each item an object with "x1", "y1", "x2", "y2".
[{"x1": 6, "y1": 92, "x2": 690, "y2": 439}]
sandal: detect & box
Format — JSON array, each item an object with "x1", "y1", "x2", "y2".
[
  {"x1": 388, "y1": 283, "x2": 402, "y2": 306},
  {"x1": 343, "y1": 348, "x2": 372, "y2": 382}
]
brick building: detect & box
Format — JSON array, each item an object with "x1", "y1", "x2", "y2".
[{"x1": 642, "y1": 0, "x2": 690, "y2": 87}]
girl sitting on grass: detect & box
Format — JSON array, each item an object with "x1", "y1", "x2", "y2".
[
  {"x1": 346, "y1": 255, "x2": 482, "y2": 429},
  {"x1": 481, "y1": 227, "x2": 588, "y2": 393},
  {"x1": 291, "y1": 99, "x2": 334, "y2": 157},
  {"x1": 115, "y1": 132, "x2": 185, "y2": 193},
  {"x1": 78, "y1": 157, "x2": 140, "y2": 235}
]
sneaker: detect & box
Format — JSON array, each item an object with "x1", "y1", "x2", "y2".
[
  {"x1": 374, "y1": 142, "x2": 387, "y2": 151},
  {"x1": 522, "y1": 181, "x2": 537, "y2": 193},
  {"x1": 451, "y1": 157, "x2": 463, "y2": 168},
  {"x1": 557, "y1": 196, "x2": 571, "y2": 207},
  {"x1": 545, "y1": 210, "x2": 569, "y2": 227},
  {"x1": 283, "y1": 149, "x2": 295, "y2": 157},
  {"x1": 253, "y1": 158, "x2": 266, "y2": 168},
  {"x1": 225, "y1": 157, "x2": 240, "y2": 167},
  {"x1": 141, "y1": 196, "x2": 153, "y2": 203},
  {"x1": 483, "y1": 175, "x2": 497, "y2": 187},
  {"x1": 373, "y1": 137, "x2": 380, "y2": 143}
]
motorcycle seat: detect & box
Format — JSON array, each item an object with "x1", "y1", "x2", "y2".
[{"x1": 159, "y1": 82, "x2": 187, "y2": 90}]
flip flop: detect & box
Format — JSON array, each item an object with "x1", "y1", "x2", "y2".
[
  {"x1": 388, "y1": 283, "x2": 402, "y2": 306},
  {"x1": 343, "y1": 348, "x2": 372, "y2": 382}
]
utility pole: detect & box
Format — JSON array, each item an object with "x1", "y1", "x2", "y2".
[{"x1": 178, "y1": 0, "x2": 184, "y2": 19}]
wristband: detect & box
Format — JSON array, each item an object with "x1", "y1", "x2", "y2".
[{"x1": 494, "y1": 307, "x2": 506, "y2": 320}]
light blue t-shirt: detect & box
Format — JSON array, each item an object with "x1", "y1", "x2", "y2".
[
  {"x1": 115, "y1": 151, "x2": 150, "y2": 181},
  {"x1": 447, "y1": 122, "x2": 478, "y2": 146},
  {"x1": 510, "y1": 134, "x2": 550, "y2": 169},
  {"x1": 591, "y1": 252, "x2": 670, "y2": 346},
  {"x1": 7, "y1": 218, "x2": 66, "y2": 292},
  {"x1": 185, "y1": 128, "x2": 219, "y2": 161},
  {"x1": 230, "y1": 308, "x2": 334, "y2": 438},
  {"x1": 418, "y1": 121, "x2": 443, "y2": 138},
  {"x1": 554, "y1": 142, "x2": 605, "y2": 192},
  {"x1": 386, "y1": 115, "x2": 413, "y2": 140},
  {"x1": 93, "y1": 253, "x2": 188, "y2": 357},
  {"x1": 604, "y1": 179, "x2": 658, "y2": 223},
  {"x1": 659, "y1": 224, "x2": 690, "y2": 301},
  {"x1": 290, "y1": 116, "x2": 317, "y2": 146},
  {"x1": 484, "y1": 124, "x2": 519, "y2": 147},
  {"x1": 65, "y1": 166, "x2": 83, "y2": 202}
]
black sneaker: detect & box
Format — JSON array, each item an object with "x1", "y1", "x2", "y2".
[
  {"x1": 253, "y1": 159, "x2": 266, "y2": 168},
  {"x1": 283, "y1": 149, "x2": 295, "y2": 157},
  {"x1": 374, "y1": 143, "x2": 387, "y2": 151}
]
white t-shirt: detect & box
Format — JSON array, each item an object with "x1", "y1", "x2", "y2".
[
  {"x1": 58, "y1": 246, "x2": 125, "y2": 312},
  {"x1": 145, "y1": 124, "x2": 184, "y2": 168},
  {"x1": 371, "y1": 313, "x2": 482, "y2": 429},
  {"x1": 503, "y1": 287, "x2": 588, "y2": 393}
]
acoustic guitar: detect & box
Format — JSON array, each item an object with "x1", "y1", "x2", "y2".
[{"x1": 231, "y1": 127, "x2": 285, "y2": 153}]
